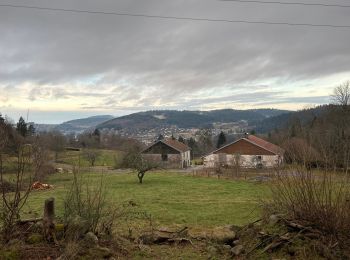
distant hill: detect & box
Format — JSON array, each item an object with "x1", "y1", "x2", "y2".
[
  {"x1": 254, "y1": 105, "x2": 329, "y2": 133},
  {"x1": 97, "y1": 109, "x2": 289, "y2": 131},
  {"x1": 34, "y1": 124, "x2": 58, "y2": 133},
  {"x1": 54, "y1": 115, "x2": 114, "y2": 133}
]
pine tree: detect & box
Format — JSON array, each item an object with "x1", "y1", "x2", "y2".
[
  {"x1": 216, "y1": 131, "x2": 226, "y2": 148},
  {"x1": 28, "y1": 124, "x2": 35, "y2": 136},
  {"x1": 93, "y1": 128, "x2": 100, "y2": 137},
  {"x1": 0, "y1": 113, "x2": 4, "y2": 124},
  {"x1": 178, "y1": 136, "x2": 185, "y2": 143},
  {"x1": 16, "y1": 117, "x2": 28, "y2": 137}
]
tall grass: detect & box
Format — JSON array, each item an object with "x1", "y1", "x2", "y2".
[
  {"x1": 268, "y1": 167, "x2": 350, "y2": 241},
  {"x1": 63, "y1": 168, "x2": 107, "y2": 238}
]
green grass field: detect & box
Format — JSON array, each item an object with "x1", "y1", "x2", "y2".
[
  {"x1": 23, "y1": 171, "x2": 268, "y2": 228},
  {"x1": 56, "y1": 149, "x2": 121, "y2": 167}
]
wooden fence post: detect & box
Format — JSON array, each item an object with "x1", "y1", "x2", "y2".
[{"x1": 43, "y1": 197, "x2": 58, "y2": 244}]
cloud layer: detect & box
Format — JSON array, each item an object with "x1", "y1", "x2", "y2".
[{"x1": 0, "y1": 0, "x2": 349, "y2": 123}]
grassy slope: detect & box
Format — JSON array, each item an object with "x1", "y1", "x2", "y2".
[
  {"x1": 56, "y1": 149, "x2": 120, "y2": 167},
  {"x1": 23, "y1": 171, "x2": 268, "y2": 227}
]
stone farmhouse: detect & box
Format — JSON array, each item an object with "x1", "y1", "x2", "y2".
[
  {"x1": 204, "y1": 134, "x2": 284, "y2": 168},
  {"x1": 142, "y1": 139, "x2": 191, "y2": 168}
]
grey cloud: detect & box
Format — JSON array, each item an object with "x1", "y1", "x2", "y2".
[{"x1": 0, "y1": 0, "x2": 349, "y2": 116}]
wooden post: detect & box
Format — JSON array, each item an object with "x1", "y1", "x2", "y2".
[{"x1": 43, "y1": 197, "x2": 58, "y2": 244}]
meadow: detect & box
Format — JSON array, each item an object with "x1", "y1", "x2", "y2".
[
  {"x1": 23, "y1": 171, "x2": 269, "y2": 228},
  {"x1": 55, "y1": 149, "x2": 120, "y2": 167}
]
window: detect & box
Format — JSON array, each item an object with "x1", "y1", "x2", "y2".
[{"x1": 162, "y1": 154, "x2": 168, "y2": 161}]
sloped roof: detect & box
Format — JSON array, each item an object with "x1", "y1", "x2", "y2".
[
  {"x1": 246, "y1": 135, "x2": 284, "y2": 155},
  {"x1": 212, "y1": 134, "x2": 284, "y2": 156},
  {"x1": 143, "y1": 138, "x2": 190, "y2": 153},
  {"x1": 162, "y1": 138, "x2": 190, "y2": 152}
]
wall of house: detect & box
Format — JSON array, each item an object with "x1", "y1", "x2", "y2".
[
  {"x1": 181, "y1": 150, "x2": 191, "y2": 168},
  {"x1": 142, "y1": 153, "x2": 182, "y2": 168},
  {"x1": 204, "y1": 153, "x2": 282, "y2": 168}
]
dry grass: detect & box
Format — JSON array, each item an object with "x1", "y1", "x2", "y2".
[{"x1": 267, "y1": 167, "x2": 350, "y2": 243}]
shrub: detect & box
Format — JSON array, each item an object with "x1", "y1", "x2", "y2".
[
  {"x1": 267, "y1": 167, "x2": 350, "y2": 243},
  {"x1": 63, "y1": 170, "x2": 107, "y2": 239},
  {"x1": 0, "y1": 180, "x2": 17, "y2": 193}
]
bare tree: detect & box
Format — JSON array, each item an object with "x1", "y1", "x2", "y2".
[
  {"x1": 332, "y1": 81, "x2": 350, "y2": 107},
  {"x1": 82, "y1": 149, "x2": 101, "y2": 167},
  {"x1": 0, "y1": 143, "x2": 33, "y2": 241},
  {"x1": 32, "y1": 139, "x2": 50, "y2": 181},
  {"x1": 121, "y1": 149, "x2": 158, "y2": 184},
  {"x1": 43, "y1": 131, "x2": 66, "y2": 162}
]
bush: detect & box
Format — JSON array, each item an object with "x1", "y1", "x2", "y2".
[
  {"x1": 33, "y1": 164, "x2": 55, "y2": 182},
  {"x1": 267, "y1": 167, "x2": 350, "y2": 243},
  {"x1": 0, "y1": 180, "x2": 17, "y2": 193},
  {"x1": 63, "y1": 170, "x2": 108, "y2": 239}
]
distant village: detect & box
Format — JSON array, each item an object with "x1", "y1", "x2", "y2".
[{"x1": 99, "y1": 120, "x2": 250, "y2": 145}]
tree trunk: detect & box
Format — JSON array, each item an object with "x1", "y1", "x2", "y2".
[{"x1": 138, "y1": 171, "x2": 145, "y2": 184}]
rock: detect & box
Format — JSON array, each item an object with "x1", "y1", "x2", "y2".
[
  {"x1": 207, "y1": 245, "x2": 218, "y2": 255},
  {"x1": 84, "y1": 232, "x2": 99, "y2": 246},
  {"x1": 210, "y1": 226, "x2": 236, "y2": 244},
  {"x1": 222, "y1": 245, "x2": 232, "y2": 253},
  {"x1": 232, "y1": 239, "x2": 240, "y2": 246},
  {"x1": 231, "y1": 245, "x2": 244, "y2": 256},
  {"x1": 27, "y1": 233, "x2": 44, "y2": 244},
  {"x1": 223, "y1": 245, "x2": 231, "y2": 250},
  {"x1": 269, "y1": 214, "x2": 280, "y2": 225}
]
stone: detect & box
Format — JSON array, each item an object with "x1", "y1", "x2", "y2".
[
  {"x1": 232, "y1": 239, "x2": 240, "y2": 246},
  {"x1": 207, "y1": 245, "x2": 218, "y2": 255},
  {"x1": 269, "y1": 214, "x2": 280, "y2": 225},
  {"x1": 231, "y1": 245, "x2": 244, "y2": 256},
  {"x1": 222, "y1": 245, "x2": 232, "y2": 253},
  {"x1": 84, "y1": 232, "x2": 99, "y2": 246},
  {"x1": 210, "y1": 226, "x2": 236, "y2": 244},
  {"x1": 223, "y1": 245, "x2": 231, "y2": 250}
]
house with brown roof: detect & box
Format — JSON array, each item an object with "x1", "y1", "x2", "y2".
[
  {"x1": 204, "y1": 134, "x2": 284, "y2": 168},
  {"x1": 142, "y1": 139, "x2": 191, "y2": 168}
]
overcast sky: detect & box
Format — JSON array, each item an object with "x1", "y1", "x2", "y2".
[{"x1": 0, "y1": 0, "x2": 349, "y2": 123}]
